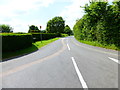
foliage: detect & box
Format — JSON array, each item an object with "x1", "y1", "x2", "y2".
[
  {"x1": 73, "y1": 1, "x2": 120, "y2": 48},
  {"x1": 2, "y1": 38, "x2": 59, "y2": 60},
  {"x1": 1, "y1": 32, "x2": 61, "y2": 53},
  {"x1": 40, "y1": 30, "x2": 46, "y2": 33},
  {"x1": 1, "y1": 33, "x2": 31, "y2": 36},
  {"x1": 2, "y1": 34, "x2": 33, "y2": 52},
  {"x1": 64, "y1": 25, "x2": 73, "y2": 36},
  {"x1": 31, "y1": 33, "x2": 61, "y2": 42},
  {"x1": 46, "y1": 16, "x2": 65, "y2": 33},
  {"x1": 78, "y1": 40, "x2": 120, "y2": 51},
  {"x1": 14, "y1": 32, "x2": 27, "y2": 34},
  {"x1": 28, "y1": 25, "x2": 40, "y2": 33},
  {"x1": 0, "y1": 24, "x2": 13, "y2": 33},
  {"x1": 33, "y1": 38, "x2": 59, "y2": 48},
  {"x1": 61, "y1": 34, "x2": 68, "y2": 37}
]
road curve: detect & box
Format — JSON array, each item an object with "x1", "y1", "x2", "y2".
[{"x1": 0, "y1": 36, "x2": 119, "y2": 89}]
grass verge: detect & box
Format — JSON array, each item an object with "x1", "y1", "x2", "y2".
[
  {"x1": 2, "y1": 38, "x2": 60, "y2": 61},
  {"x1": 77, "y1": 39, "x2": 120, "y2": 51}
]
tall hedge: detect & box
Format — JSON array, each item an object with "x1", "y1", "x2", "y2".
[
  {"x1": 73, "y1": 1, "x2": 120, "y2": 47},
  {"x1": 32, "y1": 33, "x2": 61, "y2": 42},
  {"x1": 2, "y1": 33, "x2": 62, "y2": 52},
  {"x1": 2, "y1": 34, "x2": 33, "y2": 52}
]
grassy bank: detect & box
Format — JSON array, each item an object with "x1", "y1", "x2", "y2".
[
  {"x1": 77, "y1": 39, "x2": 120, "y2": 51},
  {"x1": 2, "y1": 38, "x2": 59, "y2": 61}
]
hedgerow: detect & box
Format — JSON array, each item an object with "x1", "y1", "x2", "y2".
[
  {"x1": 2, "y1": 32, "x2": 68, "y2": 52},
  {"x1": 31, "y1": 33, "x2": 61, "y2": 42},
  {"x1": 2, "y1": 33, "x2": 33, "y2": 52},
  {"x1": 73, "y1": 2, "x2": 120, "y2": 48}
]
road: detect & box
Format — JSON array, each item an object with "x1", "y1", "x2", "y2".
[{"x1": 0, "y1": 36, "x2": 119, "y2": 89}]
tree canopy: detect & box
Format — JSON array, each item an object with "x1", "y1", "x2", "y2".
[
  {"x1": 64, "y1": 25, "x2": 73, "y2": 36},
  {"x1": 28, "y1": 25, "x2": 40, "y2": 33},
  {"x1": 46, "y1": 16, "x2": 65, "y2": 33},
  {"x1": 73, "y1": 1, "x2": 120, "y2": 47},
  {"x1": 0, "y1": 24, "x2": 13, "y2": 33}
]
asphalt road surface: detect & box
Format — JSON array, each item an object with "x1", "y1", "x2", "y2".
[{"x1": 0, "y1": 36, "x2": 119, "y2": 89}]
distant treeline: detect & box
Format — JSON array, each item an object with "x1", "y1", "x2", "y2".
[{"x1": 73, "y1": 1, "x2": 120, "y2": 47}]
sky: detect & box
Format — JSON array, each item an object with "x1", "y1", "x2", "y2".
[{"x1": 0, "y1": 0, "x2": 114, "y2": 32}]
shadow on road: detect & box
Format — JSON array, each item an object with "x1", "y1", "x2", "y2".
[{"x1": 2, "y1": 45, "x2": 38, "y2": 62}]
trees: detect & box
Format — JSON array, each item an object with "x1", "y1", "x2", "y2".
[
  {"x1": 0, "y1": 24, "x2": 13, "y2": 33},
  {"x1": 73, "y1": 18, "x2": 85, "y2": 40},
  {"x1": 111, "y1": 1, "x2": 120, "y2": 46},
  {"x1": 28, "y1": 25, "x2": 40, "y2": 33},
  {"x1": 46, "y1": 16, "x2": 65, "y2": 33},
  {"x1": 64, "y1": 25, "x2": 73, "y2": 36},
  {"x1": 73, "y1": 1, "x2": 120, "y2": 47}
]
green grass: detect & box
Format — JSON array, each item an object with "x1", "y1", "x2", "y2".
[
  {"x1": 33, "y1": 38, "x2": 59, "y2": 48},
  {"x1": 2, "y1": 38, "x2": 60, "y2": 61},
  {"x1": 0, "y1": 33, "x2": 31, "y2": 36},
  {"x1": 77, "y1": 39, "x2": 120, "y2": 51}
]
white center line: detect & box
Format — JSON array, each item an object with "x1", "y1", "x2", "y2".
[
  {"x1": 67, "y1": 44, "x2": 70, "y2": 51},
  {"x1": 108, "y1": 57, "x2": 120, "y2": 64},
  {"x1": 71, "y1": 57, "x2": 88, "y2": 89}
]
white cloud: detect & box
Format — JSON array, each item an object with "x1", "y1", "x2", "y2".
[
  {"x1": 0, "y1": 0, "x2": 114, "y2": 32},
  {"x1": 59, "y1": 0, "x2": 114, "y2": 29},
  {"x1": 0, "y1": 0, "x2": 55, "y2": 32},
  {"x1": 0, "y1": 0, "x2": 55, "y2": 17},
  {"x1": 59, "y1": 0, "x2": 89, "y2": 29}
]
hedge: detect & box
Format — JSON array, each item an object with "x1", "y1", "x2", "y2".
[
  {"x1": 61, "y1": 34, "x2": 68, "y2": 37},
  {"x1": 2, "y1": 33, "x2": 67, "y2": 52},
  {"x1": 31, "y1": 33, "x2": 61, "y2": 42},
  {"x1": 73, "y1": 2, "x2": 120, "y2": 47},
  {"x1": 2, "y1": 33, "x2": 33, "y2": 52}
]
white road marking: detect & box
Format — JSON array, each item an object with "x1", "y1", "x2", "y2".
[
  {"x1": 71, "y1": 57, "x2": 88, "y2": 89},
  {"x1": 108, "y1": 57, "x2": 120, "y2": 64},
  {"x1": 67, "y1": 44, "x2": 70, "y2": 51}
]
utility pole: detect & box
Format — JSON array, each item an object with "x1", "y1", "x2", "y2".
[{"x1": 40, "y1": 26, "x2": 42, "y2": 43}]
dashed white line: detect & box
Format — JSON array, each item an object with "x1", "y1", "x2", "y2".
[
  {"x1": 108, "y1": 57, "x2": 120, "y2": 64},
  {"x1": 67, "y1": 44, "x2": 70, "y2": 51},
  {"x1": 71, "y1": 57, "x2": 88, "y2": 89}
]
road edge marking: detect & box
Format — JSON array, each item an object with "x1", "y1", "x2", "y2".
[
  {"x1": 67, "y1": 44, "x2": 70, "y2": 51},
  {"x1": 108, "y1": 57, "x2": 120, "y2": 64},
  {"x1": 71, "y1": 57, "x2": 88, "y2": 89}
]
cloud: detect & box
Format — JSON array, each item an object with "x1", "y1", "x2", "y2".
[
  {"x1": 0, "y1": 0, "x2": 55, "y2": 17},
  {"x1": 0, "y1": 0, "x2": 114, "y2": 32},
  {"x1": 59, "y1": 0, "x2": 114, "y2": 29},
  {"x1": 0, "y1": 0, "x2": 55, "y2": 32},
  {"x1": 59, "y1": 0, "x2": 89, "y2": 29}
]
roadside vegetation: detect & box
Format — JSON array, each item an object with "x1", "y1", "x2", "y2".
[
  {"x1": 1, "y1": 32, "x2": 67, "y2": 61},
  {"x1": 1, "y1": 16, "x2": 72, "y2": 61},
  {"x1": 0, "y1": 24, "x2": 13, "y2": 33},
  {"x1": 78, "y1": 40, "x2": 120, "y2": 51},
  {"x1": 2, "y1": 38, "x2": 59, "y2": 61},
  {"x1": 73, "y1": 1, "x2": 120, "y2": 51}
]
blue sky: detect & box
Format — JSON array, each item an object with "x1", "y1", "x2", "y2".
[{"x1": 0, "y1": 0, "x2": 114, "y2": 32}]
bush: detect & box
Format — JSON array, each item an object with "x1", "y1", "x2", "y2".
[
  {"x1": 1, "y1": 32, "x2": 65, "y2": 52},
  {"x1": 73, "y1": 2, "x2": 120, "y2": 48},
  {"x1": 31, "y1": 33, "x2": 61, "y2": 42},
  {"x1": 2, "y1": 33, "x2": 33, "y2": 52},
  {"x1": 61, "y1": 34, "x2": 68, "y2": 37}
]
